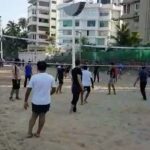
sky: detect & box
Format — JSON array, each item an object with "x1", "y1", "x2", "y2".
[{"x1": 0, "y1": 0, "x2": 28, "y2": 28}]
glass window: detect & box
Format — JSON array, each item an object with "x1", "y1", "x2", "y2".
[
  {"x1": 127, "y1": 4, "x2": 130, "y2": 14},
  {"x1": 51, "y1": 26, "x2": 56, "y2": 29},
  {"x1": 39, "y1": 1, "x2": 49, "y2": 7},
  {"x1": 51, "y1": 18, "x2": 56, "y2": 21},
  {"x1": 39, "y1": 18, "x2": 49, "y2": 23},
  {"x1": 123, "y1": 5, "x2": 126, "y2": 13},
  {"x1": 96, "y1": 38, "x2": 105, "y2": 45},
  {"x1": 75, "y1": 20, "x2": 80, "y2": 27},
  {"x1": 63, "y1": 20, "x2": 72, "y2": 27},
  {"x1": 52, "y1": 9, "x2": 56, "y2": 12},
  {"x1": 87, "y1": 20, "x2": 96, "y2": 27},
  {"x1": 99, "y1": 21, "x2": 109, "y2": 27},
  {"x1": 101, "y1": 0, "x2": 110, "y2": 4},
  {"x1": 52, "y1": 1, "x2": 56, "y2": 4},
  {"x1": 100, "y1": 12, "x2": 109, "y2": 16},
  {"x1": 63, "y1": 30, "x2": 72, "y2": 35}
]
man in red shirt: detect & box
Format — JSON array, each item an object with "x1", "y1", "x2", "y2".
[{"x1": 107, "y1": 63, "x2": 117, "y2": 95}]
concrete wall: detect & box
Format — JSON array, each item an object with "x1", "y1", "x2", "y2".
[{"x1": 19, "y1": 51, "x2": 47, "y2": 62}]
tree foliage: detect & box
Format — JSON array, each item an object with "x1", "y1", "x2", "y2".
[
  {"x1": 3, "y1": 19, "x2": 28, "y2": 59},
  {"x1": 111, "y1": 23, "x2": 141, "y2": 46}
]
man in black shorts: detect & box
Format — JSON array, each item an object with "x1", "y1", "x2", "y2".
[
  {"x1": 24, "y1": 61, "x2": 56, "y2": 138},
  {"x1": 81, "y1": 66, "x2": 94, "y2": 104},
  {"x1": 70, "y1": 60, "x2": 83, "y2": 113},
  {"x1": 134, "y1": 66, "x2": 148, "y2": 100},
  {"x1": 9, "y1": 58, "x2": 21, "y2": 100},
  {"x1": 56, "y1": 65, "x2": 65, "y2": 94},
  {"x1": 93, "y1": 61, "x2": 99, "y2": 83}
]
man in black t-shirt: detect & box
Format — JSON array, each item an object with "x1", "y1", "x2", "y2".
[
  {"x1": 134, "y1": 66, "x2": 148, "y2": 100},
  {"x1": 70, "y1": 60, "x2": 83, "y2": 113},
  {"x1": 93, "y1": 61, "x2": 99, "y2": 82},
  {"x1": 56, "y1": 65, "x2": 65, "y2": 94}
]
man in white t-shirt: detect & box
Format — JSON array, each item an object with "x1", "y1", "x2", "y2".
[
  {"x1": 81, "y1": 66, "x2": 94, "y2": 105},
  {"x1": 24, "y1": 61, "x2": 56, "y2": 138}
]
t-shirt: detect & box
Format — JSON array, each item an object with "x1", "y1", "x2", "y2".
[
  {"x1": 27, "y1": 73, "x2": 56, "y2": 105},
  {"x1": 25, "y1": 64, "x2": 32, "y2": 76},
  {"x1": 82, "y1": 70, "x2": 92, "y2": 86},
  {"x1": 94, "y1": 66, "x2": 99, "y2": 73},
  {"x1": 12, "y1": 65, "x2": 21, "y2": 80},
  {"x1": 110, "y1": 67, "x2": 116, "y2": 78},
  {"x1": 139, "y1": 69, "x2": 148, "y2": 82},
  {"x1": 57, "y1": 67, "x2": 65, "y2": 79},
  {"x1": 72, "y1": 67, "x2": 82, "y2": 87}
]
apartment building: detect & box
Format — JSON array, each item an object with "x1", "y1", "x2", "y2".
[
  {"x1": 27, "y1": 0, "x2": 57, "y2": 51},
  {"x1": 121, "y1": 0, "x2": 150, "y2": 43},
  {"x1": 57, "y1": 0, "x2": 122, "y2": 51}
]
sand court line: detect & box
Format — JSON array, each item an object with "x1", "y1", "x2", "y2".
[{"x1": 1, "y1": 85, "x2": 150, "y2": 91}]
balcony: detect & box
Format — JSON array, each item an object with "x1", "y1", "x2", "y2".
[
  {"x1": 121, "y1": 0, "x2": 140, "y2": 5},
  {"x1": 120, "y1": 12, "x2": 139, "y2": 20},
  {"x1": 28, "y1": 0, "x2": 36, "y2": 4}
]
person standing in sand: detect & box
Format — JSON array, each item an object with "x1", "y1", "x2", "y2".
[
  {"x1": 70, "y1": 60, "x2": 83, "y2": 113},
  {"x1": 24, "y1": 61, "x2": 56, "y2": 138},
  {"x1": 107, "y1": 63, "x2": 117, "y2": 95},
  {"x1": 134, "y1": 66, "x2": 148, "y2": 100},
  {"x1": 81, "y1": 65, "x2": 94, "y2": 105},
  {"x1": 9, "y1": 58, "x2": 21, "y2": 101}
]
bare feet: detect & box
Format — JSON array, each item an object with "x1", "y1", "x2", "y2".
[
  {"x1": 34, "y1": 133, "x2": 40, "y2": 138},
  {"x1": 26, "y1": 133, "x2": 33, "y2": 138}
]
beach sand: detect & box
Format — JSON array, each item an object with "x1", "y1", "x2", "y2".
[{"x1": 0, "y1": 66, "x2": 150, "y2": 150}]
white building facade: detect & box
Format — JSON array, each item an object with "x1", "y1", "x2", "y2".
[
  {"x1": 57, "y1": 0, "x2": 122, "y2": 51},
  {"x1": 27, "y1": 0, "x2": 57, "y2": 51}
]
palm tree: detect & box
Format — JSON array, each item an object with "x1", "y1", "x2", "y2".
[
  {"x1": 111, "y1": 23, "x2": 131, "y2": 46},
  {"x1": 111, "y1": 23, "x2": 141, "y2": 46},
  {"x1": 18, "y1": 18, "x2": 27, "y2": 31},
  {"x1": 6, "y1": 21, "x2": 20, "y2": 36},
  {"x1": 130, "y1": 32, "x2": 141, "y2": 46}
]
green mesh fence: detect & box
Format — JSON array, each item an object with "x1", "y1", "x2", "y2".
[{"x1": 81, "y1": 46, "x2": 150, "y2": 63}]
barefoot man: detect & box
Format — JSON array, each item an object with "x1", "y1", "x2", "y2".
[
  {"x1": 81, "y1": 65, "x2": 94, "y2": 104},
  {"x1": 107, "y1": 63, "x2": 117, "y2": 95},
  {"x1": 70, "y1": 60, "x2": 83, "y2": 113},
  {"x1": 24, "y1": 61, "x2": 56, "y2": 138},
  {"x1": 134, "y1": 66, "x2": 148, "y2": 100}
]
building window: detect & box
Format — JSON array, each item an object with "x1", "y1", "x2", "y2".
[
  {"x1": 87, "y1": 20, "x2": 96, "y2": 27},
  {"x1": 63, "y1": 20, "x2": 72, "y2": 27},
  {"x1": 39, "y1": 18, "x2": 49, "y2": 23},
  {"x1": 52, "y1": 1, "x2": 56, "y2": 4},
  {"x1": 52, "y1": 9, "x2": 56, "y2": 12},
  {"x1": 38, "y1": 26, "x2": 49, "y2": 32},
  {"x1": 96, "y1": 38, "x2": 105, "y2": 45},
  {"x1": 39, "y1": 10, "x2": 49, "y2": 15},
  {"x1": 100, "y1": 12, "x2": 109, "y2": 16},
  {"x1": 99, "y1": 21, "x2": 109, "y2": 27},
  {"x1": 51, "y1": 18, "x2": 56, "y2": 21},
  {"x1": 123, "y1": 5, "x2": 126, "y2": 13},
  {"x1": 101, "y1": 0, "x2": 110, "y2": 4},
  {"x1": 63, "y1": 30, "x2": 72, "y2": 35},
  {"x1": 39, "y1": 1, "x2": 49, "y2": 7},
  {"x1": 127, "y1": 4, "x2": 130, "y2": 14},
  {"x1": 51, "y1": 26, "x2": 56, "y2": 29},
  {"x1": 75, "y1": 20, "x2": 80, "y2": 27},
  {"x1": 87, "y1": 30, "x2": 89, "y2": 36},
  {"x1": 135, "y1": 3, "x2": 140, "y2": 10}
]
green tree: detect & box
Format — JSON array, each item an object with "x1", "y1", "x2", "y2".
[
  {"x1": 111, "y1": 23, "x2": 130, "y2": 46},
  {"x1": 18, "y1": 18, "x2": 27, "y2": 31},
  {"x1": 80, "y1": 36, "x2": 88, "y2": 45},
  {"x1": 111, "y1": 23, "x2": 141, "y2": 46},
  {"x1": 3, "y1": 20, "x2": 27, "y2": 58}
]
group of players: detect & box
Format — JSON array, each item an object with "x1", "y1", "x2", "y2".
[{"x1": 7, "y1": 59, "x2": 149, "y2": 138}]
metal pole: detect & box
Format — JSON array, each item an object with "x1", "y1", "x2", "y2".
[
  {"x1": 72, "y1": 16, "x2": 75, "y2": 68},
  {"x1": 0, "y1": 16, "x2": 3, "y2": 60}
]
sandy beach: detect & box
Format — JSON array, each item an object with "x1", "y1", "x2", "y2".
[{"x1": 0, "y1": 66, "x2": 150, "y2": 150}]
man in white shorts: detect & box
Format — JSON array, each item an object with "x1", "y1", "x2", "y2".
[
  {"x1": 81, "y1": 66, "x2": 94, "y2": 105},
  {"x1": 24, "y1": 61, "x2": 56, "y2": 138}
]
